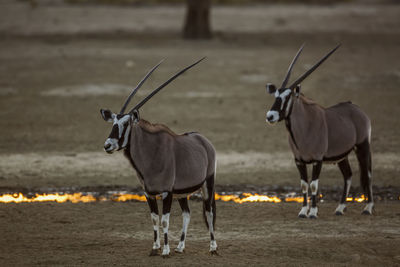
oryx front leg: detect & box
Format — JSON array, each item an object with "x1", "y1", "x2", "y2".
[
  {"x1": 309, "y1": 161, "x2": 322, "y2": 219},
  {"x1": 296, "y1": 160, "x2": 309, "y2": 218},
  {"x1": 161, "y1": 192, "x2": 173, "y2": 257},
  {"x1": 175, "y1": 197, "x2": 190, "y2": 253},
  {"x1": 145, "y1": 196, "x2": 160, "y2": 256},
  {"x1": 335, "y1": 158, "x2": 352, "y2": 215}
]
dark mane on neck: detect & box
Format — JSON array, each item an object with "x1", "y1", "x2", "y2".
[
  {"x1": 299, "y1": 94, "x2": 322, "y2": 107},
  {"x1": 138, "y1": 119, "x2": 178, "y2": 136}
]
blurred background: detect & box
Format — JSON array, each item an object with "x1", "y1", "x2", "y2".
[{"x1": 0, "y1": 0, "x2": 399, "y2": 190}]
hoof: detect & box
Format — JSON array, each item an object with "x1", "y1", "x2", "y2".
[
  {"x1": 361, "y1": 210, "x2": 372, "y2": 215},
  {"x1": 210, "y1": 250, "x2": 219, "y2": 256},
  {"x1": 174, "y1": 248, "x2": 184, "y2": 254},
  {"x1": 298, "y1": 214, "x2": 307, "y2": 218},
  {"x1": 335, "y1": 211, "x2": 344, "y2": 216},
  {"x1": 162, "y1": 254, "x2": 170, "y2": 258},
  {"x1": 309, "y1": 215, "x2": 317, "y2": 219},
  {"x1": 149, "y1": 249, "x2": 159, "y2": 256}
]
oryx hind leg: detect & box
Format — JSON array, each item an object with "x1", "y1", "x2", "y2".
[
  {"x1": 355, "y1": 140, "x2": 374, "y2": 215},
  {"x1": 201, "y1": 174, "x2": 217, "y2": 254},
  {"x1": 145, "y1": 196, "x2": 160, "y2": 256},
  {"x1": 175, "y1": 197, "x2": 190, "y2": 253},
  {"x1": 295, "y1": 159, "x2": 309, "y2": 218},
  {"x1": 335, "y1": 158, "x2": 352, "y2": 215}
]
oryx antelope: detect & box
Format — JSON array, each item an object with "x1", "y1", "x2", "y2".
[
  {"x1": 100, "y1": 58, "x2": 218, "y2": 256},
  {"x1": 265, "y1": 45, "x2": 373, "y2": 218}
]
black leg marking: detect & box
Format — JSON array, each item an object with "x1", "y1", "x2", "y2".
[
  {"x1": 338, "y1": 158, "x2": 352, "y2": 204},
  {"x1": 164, "y1": 233, "x2": 168, "y2": 245},
  {"x1": 146, "y1": 196, "x2": 159, "y2": 215},
  {"x1": 178, "y1": 197, "x2": 190, "y2": 213},
  {"x1": 302, "y1": 193, "x2": 307, "y2": 207},
  {"x1": 180, "y1": 233, "x2": 185, "y2": 242},
  {"x1": 162, "y1": 192, "x2": 173, "y2": 215}
]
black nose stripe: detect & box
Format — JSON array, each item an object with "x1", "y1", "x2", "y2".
[{"x1": 109, "y1": 124, "x2": 119, "y2": 139}]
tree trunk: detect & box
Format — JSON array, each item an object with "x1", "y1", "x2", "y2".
[{"x1": 183, "y1": 0, "x2": 212, "y2": 39}]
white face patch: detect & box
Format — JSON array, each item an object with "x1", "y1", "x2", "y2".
[
  {"x1": 279, "y1": 89, "x2": 292, "y2": 109},
  {"x1": 104, "y1": 138, "x2": 119, "y2": 153},
  {"x1": 113, "y1": 115, "x2": 131, "y2": 138},
  {"x1": 266, "y1": 110, "x2": 279, "y2": 123}
]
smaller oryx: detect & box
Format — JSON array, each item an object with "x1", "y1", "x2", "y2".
[
  {"x1": 265, "y1": 44, "x2": 374, "y2": 218},
  {"x1": 100, "y1": 58, "x2": 218, "y2": 256}
]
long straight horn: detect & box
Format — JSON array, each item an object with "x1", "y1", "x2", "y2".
[
  {"x1": 289, "y1": 44, "x2": 341, "y2": 90},
  {"x1": 119, "y1": 60, "x2": 164, "y2": 114},
  {"x1": 129, "y1": 57, "x2": 206, "y2": 113},
  {"x1": 281, "y1": 44, "x2": 305, "y2": 88}
]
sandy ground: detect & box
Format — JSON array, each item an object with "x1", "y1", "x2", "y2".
[
  {"x1": 0, "y1": 1, "x2": 400, "y2": 266},
  {"x1": 1, "y1": 201, "x2": 399, "y2": 266}
]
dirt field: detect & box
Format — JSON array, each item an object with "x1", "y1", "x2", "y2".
[{"x1": 0, "y1": 1, "x2": 399, "y2": 266}]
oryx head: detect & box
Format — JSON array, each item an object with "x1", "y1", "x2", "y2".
[
  {"x1": 101, "y1": 58, "x2": 205, "y2": 153},
  {"x1": 266, "y1": 44, "x2": 340, "y2": 124}
]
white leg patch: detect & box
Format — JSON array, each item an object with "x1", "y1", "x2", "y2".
[
  {"x1": 175, "y1": 212, "x2": 190, "y2": 253},
  {"x1": 335, "y1": 203, "x2": 347, "y2": 215},
  {"x1": 300, "y1": 180, "x2": 308, "y2": 194},
  {"x1": 309, "y1": 207, "x2": 318, "y2": 218},
  {"x1": 151, "y1": 212, "x2": 160, "y2": 249},
  {"x1": 161, "y1": 213, "x2": 170, "y2": 256},
  {"x1": 162, "y1": 244, "x2": 170, "y2": 256},
  {"x1": 346, "y1": 178, "x2": 352, "y2": 197},
  {"x1": 210, "y1": 240, "x2": 217, "y2": 252},
  {"x1": 363, "y1": 202, "x2": 374, "y2": 215},
  {"x1": 298, "y1": 205, "x2": 309, "y2": 217},
  {"x1": 310, "y1": 180, "x2": 319, "y2": 195},
  {"x1": 205, "y1": 211, "x2": 217, "y2": 251}
]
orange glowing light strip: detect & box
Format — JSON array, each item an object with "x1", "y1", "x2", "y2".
[
  {"x1": 0, "y1": 192, "x2": 372, "y2": 204},
  {"x1": 346, "y1": 195, "x2": 367, "y2": 203},
  {"x1": 215, "y1": 193, "x2": 282, "y2": 203},
  {"x1": 0, "y1": 193, "x2": 97, "y2": 204}
]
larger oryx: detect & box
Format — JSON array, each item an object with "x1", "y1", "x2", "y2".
[
  {"x1": 265, "y1": 45, "x2": 373, "y2": 218},
  {"x1": 100, "y1": 58, "x2": 218, "y2": 256}
]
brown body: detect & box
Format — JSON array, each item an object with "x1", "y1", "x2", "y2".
[
  {"x1": 265, "y1": 45, "x2": 374, "y2": 217},
  {"x1": 127, "y1": 120, "x2": 216, "y2": 195},
  {"x1": 289, "y1": 96, "x2": 371, "y2": 162},
  {"x1": 101, "y1": 59, "x2": 217, "y2": 256}
]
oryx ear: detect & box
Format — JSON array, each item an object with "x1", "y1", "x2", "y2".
[
  {"x1": 294, "y1": 84, "x2": 301, "y2": 97},
  {"x1": 131, "y1": 109, "x2": 140, "y2": 123},
  {"x1": 100, "y1": 109, "x2": 114, "y2": 122},
  {"x1": 266, "y1": 83, "x2": 277, "y2": 94}
]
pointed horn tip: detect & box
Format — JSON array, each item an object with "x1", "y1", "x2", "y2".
[{"x1": 197, "y1": 56, "x2": 207, "y2": 63}]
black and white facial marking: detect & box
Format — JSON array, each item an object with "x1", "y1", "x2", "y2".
[
  {"x1": 266, "y1": 83, "x2": 298, "y2": 124},
  {"x1": 100, "y1": 109, "x2": 132, "y2": 154}
]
